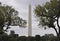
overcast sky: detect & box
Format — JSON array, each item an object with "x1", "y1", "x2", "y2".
[{"x1": 0, "y1": 0, "x2": 56, "y2": 36}]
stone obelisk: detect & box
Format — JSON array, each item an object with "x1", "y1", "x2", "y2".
[{"x1": 28, "y1": 4, "x2": 32, "y2": 36}]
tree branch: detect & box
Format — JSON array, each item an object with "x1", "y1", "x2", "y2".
[
  {"x1": 57, "y1": 17, "x2": 60, "y2": 35},
  {"x1": 57, "y1": 17, "x2": 60, "y2": 28}
]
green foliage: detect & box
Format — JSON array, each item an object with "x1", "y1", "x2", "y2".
[
  {"x1": 0, "y1": 2, "x2": 27, "y2": 33},
  {"x1": 41, "y1": 34, "x2": 57, "y2": 41},
  {"x1": 34, "y1": 0, "x2": 60, "y2": 28},
  {"x1": 0, "y1": 33, "x2": 57, "y2": 41},
  {"x1": 34, "y1": 1, "x2": 60, "y2": 41},
  {"x1": 35, "y1": 35, "x2": 41, "y2": 41}
]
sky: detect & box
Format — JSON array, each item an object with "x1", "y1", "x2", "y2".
[{"x1": 0, "y1": 0, "x2": 56, "y2": 36}]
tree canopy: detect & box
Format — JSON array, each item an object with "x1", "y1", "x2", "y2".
[
  {"x1": 34, "y1": 0, "x2": 60, "y2": 39},
  {"x1": 0, "y1": 2, "x2": 27, "y2": 33},
  {"x1": 35, "y1": 0, "x2": 59, "y2": 27}
]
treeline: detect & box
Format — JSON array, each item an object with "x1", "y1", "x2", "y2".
[{"x1": 0, "y1": 31, "x2": 57, "y2": 41}]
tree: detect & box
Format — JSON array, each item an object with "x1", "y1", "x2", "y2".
[
  {"x1": 41, "y1": 34, "x2": 57, "y2": 41},
  {"x1": 0, "y1": 2, "x2": 27, "y2": 34},
  {"x1": 35, "y1": 35, "x2": 41, "y2": 41},
  {"x1": 34, "y1": 0, "x2": 60, "y2": 41}
]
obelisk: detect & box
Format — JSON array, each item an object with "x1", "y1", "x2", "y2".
[{"x1": 28, "y1": 4, "x2": 32, "y2": 36}]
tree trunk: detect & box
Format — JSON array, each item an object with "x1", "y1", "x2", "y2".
[
  {"x1": 57, "y1": 17, "x2": 60, "y2": 41},
  {"x1": 58, "y1": 27, "x2": 60, "y2": 41}
]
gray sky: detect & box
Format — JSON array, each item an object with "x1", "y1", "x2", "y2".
[{"x1": 0, "y1": 0, "x2": 56, "y2": 36}]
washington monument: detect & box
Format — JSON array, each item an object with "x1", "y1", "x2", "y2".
[{"x1": 28, "y1": 4, "x2": 32, "y2": 36}]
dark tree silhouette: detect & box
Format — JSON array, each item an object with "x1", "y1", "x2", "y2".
[
  {"x1": 0, "y1": 2, "x2": 27, "y2": 34},
  {"x1": 34, "y1": 0, "x2": 60, "y2": 41}
]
